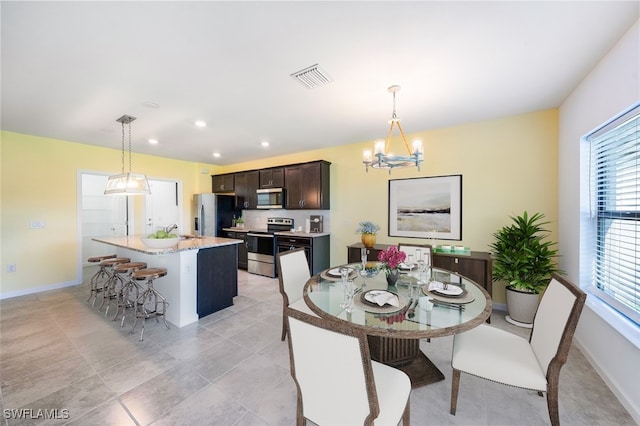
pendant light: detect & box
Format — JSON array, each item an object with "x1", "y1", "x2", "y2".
[
  {"x1": 362, "y1": 85, "x2": 424, "y2": 173},
  {"x1": 104, "y1": 114, "x2": 151, "y2": 195}
]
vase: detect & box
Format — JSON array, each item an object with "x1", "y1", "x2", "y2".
[
  {"x1": 386, "y1": 269, "x2": 399, "y2": 287},
  {"x1": 361, "y1": 233, "x2": 376, "y2": 248}
]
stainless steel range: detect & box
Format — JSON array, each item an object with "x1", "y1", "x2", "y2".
[{"x1": 246, "y1": 217, "x2": 293, "y2": 277}]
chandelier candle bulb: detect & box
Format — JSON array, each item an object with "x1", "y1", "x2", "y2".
[
  {"x1": 363, "y1": 150, "x2": 372, "y2": 163},
  {"x1": 374, "y1": 140, "x2": 385, "y2": 155},
  {"x1": 412, "y1": 140, "x2": 423, "y2": 155}
]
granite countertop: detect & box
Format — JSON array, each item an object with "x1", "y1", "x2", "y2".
[
  {"x1": 222, "y1": 227, "x2": 251, "y2": 232},
  {"x1": 93, "y1": 235, "x2": 242, "y2": 255}
]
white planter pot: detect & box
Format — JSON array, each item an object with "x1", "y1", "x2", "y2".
[{"x1": 505, "y1": 286, "x2": 540, "y2": 327}]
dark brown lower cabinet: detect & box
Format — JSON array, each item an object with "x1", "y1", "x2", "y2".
[{"x1": 197, "y1": 244, "x2": 238, "y2": 318}]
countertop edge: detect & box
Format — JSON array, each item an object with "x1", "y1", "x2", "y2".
[
  {"x1": 93, "y1": 236, "x2": 242, "y2": 255},
  {"x1": 222, "y1": 227, "x2": 330, "y2": 237}
]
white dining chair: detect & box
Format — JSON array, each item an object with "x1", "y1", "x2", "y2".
[
  {"x1": 449, "y1": 273, "x2": 586, "y2": 426},
  {"x1": 398, "y1": 243, "x2": 432, "y2": 267},
  {"x1": 276, "y1": 247, "x2": 316, "y2": 341},
  {"x1": 286, "y1": 307, "x2": 411, "y2": 426}
]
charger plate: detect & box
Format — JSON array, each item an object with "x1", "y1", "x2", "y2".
[
  {"x1": 421, "y1": 285, "x2": 475, "y2": 304},
  {"x1": 353, "y1": 290, "x2": 407, "y2": 314},
  {"x1": 320, "y1": 268, "x2": 358, "y2": 281}
]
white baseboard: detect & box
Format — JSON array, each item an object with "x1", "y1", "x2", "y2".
[{"x1": 0, "y1": 279, "x2": 82, "y2": 300}]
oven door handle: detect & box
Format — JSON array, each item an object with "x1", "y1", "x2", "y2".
[{"x1": 247, "y1": 233, "x2": 274, "y2": 238}]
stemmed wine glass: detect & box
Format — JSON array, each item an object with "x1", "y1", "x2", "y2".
[
  {"x1": 339, "y1": 267, "x2": 352, "y2": 309},
  {"x1": 405, "y1": 254, "x2": 417, "y2": 297},
  {"x1": 359, "y1": 247, "x2": 368, "y2": 277},
  {"x1": 342, "y1": 279, "x2": 356, "y2": 313}
]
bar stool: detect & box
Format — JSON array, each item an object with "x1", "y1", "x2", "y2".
[
  {"x1": 131, "y1": 267, "x2": 169, "y2": 341},
  {"x1": 86, "y1": 254, "x2": 117, "y2": 306},
  {"x1": 97, "y1": 257, "x2": 131, "y2": 312},
  {"x1": 111, "y1": 262, "x2": 147, "y2": 327}
]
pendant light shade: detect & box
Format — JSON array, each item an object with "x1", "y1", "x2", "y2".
[{"x1": 104, "y1": 115, "x2": 151, "y2": 195}]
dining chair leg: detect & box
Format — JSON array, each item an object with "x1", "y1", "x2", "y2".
[
  {"x1": 450, "y1": 368, "x2": 461, "y2": 415},
  {"x1": 296, "y1": 403, "x2": 304, "y2": 426},
  {"x1": 281, "y1": 317, "x2": 287, "y2": 341},
  {"x1": 402, "y1": 398, "x2": 411, "y2": 425},
  {"x1": 547, "y1": 376, "x2": 560, "y2": 426}
]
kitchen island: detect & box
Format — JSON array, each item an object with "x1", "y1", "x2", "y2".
[{"x1": 92, "y1": 235, "x2": 242, "y2": 327}]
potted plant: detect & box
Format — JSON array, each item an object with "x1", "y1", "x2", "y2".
[
  {"x1": 489, "y1": 211, "x2": 561, "y2": 326},
  {"x1": 235, "y1": 216, "x2": 245, "y2": 229},
  {"x1": 355, "y1": 221, "x2": 380, "y2": 248}
]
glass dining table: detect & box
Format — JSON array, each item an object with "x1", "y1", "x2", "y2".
[{"x1": 303, "y1": 264, "x2": 492, "y2": 388}]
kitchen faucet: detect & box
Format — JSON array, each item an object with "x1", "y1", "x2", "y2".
[{"x1": 165, "y1": 224, "x2": 178, "y2": 234}]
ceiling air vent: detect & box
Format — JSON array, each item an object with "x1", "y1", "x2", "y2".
[{"x1": 290, "y1": 64, "x2": 333, "y2": 89}]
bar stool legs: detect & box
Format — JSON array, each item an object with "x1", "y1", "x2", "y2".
[
  {"x1": 86, "y1": 254, "x2": 117, "y2": 306},
  {"x1": 130, "y1": 268, "x2": 169, "y2": 341},
  {"x1": 111, "y1": 262, "x2": 147, "y2": 326},
  {"x1": 95, "y1": 258, "x2": 131, "y2": 313}
]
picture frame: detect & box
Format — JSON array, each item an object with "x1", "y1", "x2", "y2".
[{"x1": 388, "y1": 174, "x2": 462, "y2": 240}]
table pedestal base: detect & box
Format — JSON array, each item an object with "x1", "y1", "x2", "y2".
[{"x1": 368, "y1": 336, "x2": 444, "y2": 388}]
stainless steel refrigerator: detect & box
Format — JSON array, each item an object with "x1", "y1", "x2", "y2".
[{"x1": 193, "y1": 193, "x2": 237, "y2": 236}]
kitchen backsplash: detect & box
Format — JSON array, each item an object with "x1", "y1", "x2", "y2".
[{"x1": 240, "y1": 209, "x2": 330, "y2": 233}]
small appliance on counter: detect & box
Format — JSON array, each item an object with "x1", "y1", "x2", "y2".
[{"x1": 310, "y1": 215, "x2": 323, "y2": 233}]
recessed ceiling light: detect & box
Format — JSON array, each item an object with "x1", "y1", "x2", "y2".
[
  {"x1": 213, "y1": 152, "x2": 221, "y2": 158},
  {"x1": 148, "y1": 138, "x2": 159, "y2": 145},
  {"x1": 261, "y1": 141, "x2": 270, "y2": 147},
  {"x1": 195, "y1": 120, "x2": 207, "y2": 128}
]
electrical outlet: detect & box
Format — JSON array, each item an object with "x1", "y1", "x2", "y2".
[{"x1": 7, "y1": 264, "x2": 16, "y2": 273}]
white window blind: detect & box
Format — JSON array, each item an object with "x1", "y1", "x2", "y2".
[{"x1": 588, "y1": 105, "x2": 639, "y2": 325}]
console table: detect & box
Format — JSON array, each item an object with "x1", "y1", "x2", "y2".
[{"x1": 347, "y1": 242, "x2": 493, "y2": 298}]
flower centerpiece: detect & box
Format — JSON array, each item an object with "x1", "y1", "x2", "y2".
[
  {"x1": 355, "y1": 221, "x2": 380, "y2": 248},
  {"x1": 377, "y1": 246, "x2": 406, "y2": 287}
]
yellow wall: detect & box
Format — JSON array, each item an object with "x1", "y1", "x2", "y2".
[
  {"x1": 218, "y1": 109, "x2": 559, "y2": 303},
  {"x1": 0, "y1": 131, "x2": 220, "y2": 295},
  {"x1": 1, "y1": 108, "x2": 558, "y2": 303}
]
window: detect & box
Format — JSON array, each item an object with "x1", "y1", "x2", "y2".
[{"x1": 587, "y1": 104, "x2": 639, "y2": 325}]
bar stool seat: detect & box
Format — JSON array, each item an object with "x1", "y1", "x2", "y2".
[
  {"x1": 112, "y1": 262, "x2": 147, "y2": 326},
  {"x1": 131, "y1": 267, "x2": 169, "y2": 341},
  {"x1": 86, "y1": 254, "x2": 117, "y2": 306},
  {"x1": 98, "y1": 257, "x2": 131, "y2": 312}
]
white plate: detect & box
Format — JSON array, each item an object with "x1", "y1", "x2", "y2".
[
  {"x1": 429, "y1": 282, "x2": 463, "y2": 296},
  {"x1": 364, "y1": 290, "x2": 399, "y2": 306},
  {"x1": 328, "y1": 267, "x2": 354, "y2": 277},
  {"x1": 398, "y1": 263, "x2": 415, "y2": 270}
]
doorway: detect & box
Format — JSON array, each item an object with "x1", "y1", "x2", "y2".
[
  {"x1": 144, "y1": 180, "x2": 181, "y2": 236},
  {"x1": 78, "y1": 172, "x2": 181, "y2": 267}
]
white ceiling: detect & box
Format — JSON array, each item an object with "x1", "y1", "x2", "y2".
[{"x1": 2, "y1": 1, "x2": 638, "y2": 165}]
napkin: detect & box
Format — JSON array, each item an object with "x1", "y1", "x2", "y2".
[
  {"x1": 365, "y1": 291, "x2": 400, "y2": 307},
  {"x1": 428, "y1": 281, "x2": 463, "y2": 295}
]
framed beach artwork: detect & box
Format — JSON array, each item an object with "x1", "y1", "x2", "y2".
[{"x1": 388, "y1": 175, "x2": 462, "y2": 240}]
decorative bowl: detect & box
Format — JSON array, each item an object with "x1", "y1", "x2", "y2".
[{"x1": 141, "y1": 237, "x2": 180, "y2": 249}]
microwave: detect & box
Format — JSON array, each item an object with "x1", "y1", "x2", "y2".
[{"x1": 256, "y1": 188, "x2": 284, "y2": 209}]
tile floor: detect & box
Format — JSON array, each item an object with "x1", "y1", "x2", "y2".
[{"x1": 0, "y1": 268, "x2": 634, "y2": 425}]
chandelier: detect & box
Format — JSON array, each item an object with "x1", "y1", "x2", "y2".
[
  {"x1": 104, "y1": 115, "x2": 151, "y2": 195},
  {"x1": 363, "y1": 85, "x2": 423, "y2": 173}
]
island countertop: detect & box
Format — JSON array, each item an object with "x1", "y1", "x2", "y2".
[{"x1": 92, "y1": 235, "x2": 242, "y2": 255}]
